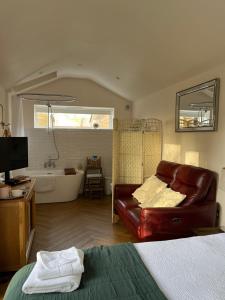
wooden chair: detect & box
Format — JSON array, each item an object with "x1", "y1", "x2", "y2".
[{"x1": 84, "y1": 157, "x2": 104, "y2": 198}]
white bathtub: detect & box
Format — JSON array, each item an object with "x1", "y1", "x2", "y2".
[{"x1": 25, "y1": 169, "x2": 84, "y2": 204}]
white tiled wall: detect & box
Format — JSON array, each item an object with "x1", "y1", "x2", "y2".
[
  {"x1": 25, "y1": 128, "x2": 112, "y2": 177},
  {"x1": 15, "y1": 78, "x2": 132, "y2": 179}
]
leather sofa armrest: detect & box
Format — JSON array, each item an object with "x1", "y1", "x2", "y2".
[
  {"x1": 140, "y1": 202, "x2": 217, "y2": 229},
  {"x1": 114, "y1": 184, "x2": 141, "y2": 199}
]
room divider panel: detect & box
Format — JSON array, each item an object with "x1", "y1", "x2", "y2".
[{"x1": 112, "y1": 118, "x2": 162, "y2": 222}]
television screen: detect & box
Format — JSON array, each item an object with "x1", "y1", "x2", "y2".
[{"x1": 0, "y1": 137, "x2": 28, "y2": 172}]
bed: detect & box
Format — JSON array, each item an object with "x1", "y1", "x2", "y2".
[{"x1": 4, "y1": 233, "x2": 225, "y2": 300}]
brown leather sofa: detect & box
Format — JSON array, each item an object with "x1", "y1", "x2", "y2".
[{"x1": 114, "y1": 160, "x2": 218, "y2": 241}]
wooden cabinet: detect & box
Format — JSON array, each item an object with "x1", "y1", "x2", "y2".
[
  {"x1": 192, "y1": 226, "x2": 225, "y2": 236},
  {"x1": 0, "y1": 180, "x2": 36, "y2": 271}
]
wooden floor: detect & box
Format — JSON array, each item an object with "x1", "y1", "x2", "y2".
[{"x1": 0, "y1": 196, "x2": 136, "y2": 299}]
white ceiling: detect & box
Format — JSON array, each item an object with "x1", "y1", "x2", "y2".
[{"x1": 1, "y1": 0, "x2": 225, "y2": 100}]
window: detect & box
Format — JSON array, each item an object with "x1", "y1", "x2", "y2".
[{"x1": 34, "y1": 105, "x2": 114, "y2": 129}]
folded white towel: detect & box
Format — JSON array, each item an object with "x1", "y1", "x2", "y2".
[
  {"x1": 37, "y1": 248, "x2": 84, "y2": 280},
  {"x1": 22, "y1": 263, "x2": 82, "y2": 294},
  {"x1": 22, "y1": 247, "x2": 84, "y2": 294},
  {"x1": 38, "y1": 247, "x2": 80, "y2": 267}
]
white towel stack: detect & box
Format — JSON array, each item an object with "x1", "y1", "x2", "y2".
[{"x1": 22, "y1": 247, "x2": 84, "y2": 294}]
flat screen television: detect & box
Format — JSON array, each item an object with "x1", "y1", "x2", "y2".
[{"x1": 0, "y1": 137, "x2": 28, "y2": 184}]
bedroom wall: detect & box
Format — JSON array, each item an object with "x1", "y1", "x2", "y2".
[
  {"x1": 20, "y1": 78, "x2": 132, "y2": 178},
  {"x1": 133, "y1": 62, "x2": 225, "y2": 225}
]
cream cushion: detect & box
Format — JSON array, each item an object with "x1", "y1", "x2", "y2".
[
  {"x1": 139, "y1": 188, "x2": 186, "y2": 208},
  {"x1": 132, "y1": 175, "x2": 167, "y2": 203}
]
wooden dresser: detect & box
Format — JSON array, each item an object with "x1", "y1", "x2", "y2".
[{"x1": 0, "y1": 179, "x2": 36, "y2": 271}]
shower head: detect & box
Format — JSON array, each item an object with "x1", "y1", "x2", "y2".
[{"x1": 18, "y1": 93, "x2": 77, "y2": 104}]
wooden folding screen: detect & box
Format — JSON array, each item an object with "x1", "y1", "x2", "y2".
[{"x1": 112, "y1": 119, "x2": 162, "y2": 222}]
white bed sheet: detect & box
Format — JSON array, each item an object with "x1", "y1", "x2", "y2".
[{"x1": 135, "y1": 233, "x2": 225, "y2": 300}]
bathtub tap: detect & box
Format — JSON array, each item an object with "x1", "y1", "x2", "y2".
[{"x1": 44, "y1": 159, "x2": 56, "y2": 169}]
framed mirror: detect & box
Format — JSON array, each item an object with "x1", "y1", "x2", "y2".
[{"x1": 175, "y1": 78, "x2": 220, "y2": 132}]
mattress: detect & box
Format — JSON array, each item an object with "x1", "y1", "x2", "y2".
[
  {"x1": 5, "y1": 233, "x2": 225, "y2": 300},
  {"x1": 135, "y1": 233, "x2": 225, "y2": 300}
]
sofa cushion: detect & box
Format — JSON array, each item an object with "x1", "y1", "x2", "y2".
[
  {"x1": 155, "y1": 160, "x2": 180, "y2": 184},
  {"x1": 132, "y1": 175, "x2": 167, "y2": 203},
  {"x1": 139, "y1": 188, "x2": 186, "y2": 208},
  {"x1": 115, "y1": 198, "x2": 140, "y2": 214},
  {"x1": 170, "y1": 165, "x2": 215, "y2": 206}
]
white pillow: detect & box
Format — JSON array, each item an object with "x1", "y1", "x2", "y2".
[
  {"x1": 139, "y1": 188, "x2": 186, "y2": 208},
  {"x1": 132, "y1": 175, "x2": 167, "y2": 203}
]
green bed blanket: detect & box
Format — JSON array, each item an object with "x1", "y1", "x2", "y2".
[{"x1": 4, "y1": 243, "x2": 167, "y2": 300}]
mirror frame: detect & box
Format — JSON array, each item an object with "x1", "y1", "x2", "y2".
[{"x1": 175, "y1": 78, "x2": 220, "y2": 132}]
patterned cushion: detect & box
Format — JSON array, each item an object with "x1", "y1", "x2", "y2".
[
  {"x1": 132, "y1": 175, "x2": 167, "y2": 203},
  {"x1": 139, "y1": 188, "x2": 186, "y2": 208}
]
